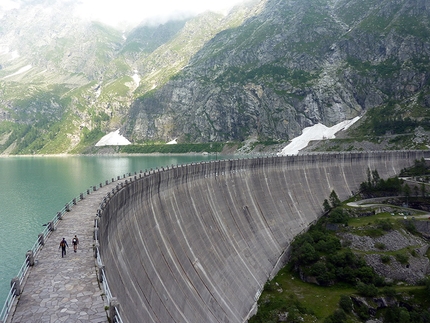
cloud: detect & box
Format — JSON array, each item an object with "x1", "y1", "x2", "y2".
[
  {"x1": 74, "y1": 0, "x2": 247, "y2": 27},
  {"x1": 1, "y1": 0, "x2": 248, "y2": 28},
  {"x1": 0, "y1": 0, "x2": 20, "y2": 11},
  {"x1": 0, "y1": 0, "x2": 20, "y2": 18}
]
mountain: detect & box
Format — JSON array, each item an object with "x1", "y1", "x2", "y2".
[
  {"x1": 0, "y1": 0, "x2": 429, "y2": 154},
  {"x1": 125, "y1": 0, "x2": 430, "y2": 146}
]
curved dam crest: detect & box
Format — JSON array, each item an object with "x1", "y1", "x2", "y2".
[{"x1": 98, "y1": 151, "x2": 429, "y2": 323}]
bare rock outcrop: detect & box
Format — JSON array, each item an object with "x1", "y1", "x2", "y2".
[
  {"x1": 340, "y1": 230, "x2": 426, "y2": 252},
  {"x1": 339, "y1": 229, "x2": 429, "y2": 284}
]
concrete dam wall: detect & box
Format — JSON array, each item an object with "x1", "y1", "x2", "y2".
[{"x1": 98, "y1": 151, "x2": 430, "y2": 323}]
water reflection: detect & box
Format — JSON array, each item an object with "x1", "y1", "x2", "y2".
[{"x1": 0, "y1": 154, "x2": 227, "y2": 305}]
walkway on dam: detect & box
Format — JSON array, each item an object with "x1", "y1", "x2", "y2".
[
  {"x1": 8, "y1": 152, "x2": 428, "y2": 323},
  {"x1": 8, "y1": 176, "x2": 130, "y2": 323}
]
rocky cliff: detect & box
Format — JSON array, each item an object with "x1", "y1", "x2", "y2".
[
  {"x1": 0, "y1": 0, "x2": 429, "y2": 154},
  {"x1": 125, "y1": 0, "x2": 430, "y2": 144}
]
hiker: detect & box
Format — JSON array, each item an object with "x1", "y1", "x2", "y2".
[
  {"x1": 72, "y1": 235, "x2": 79, "y2": 252},
  {"x1": 59, "y1": 237, "x2": 68, "y2": 258}
]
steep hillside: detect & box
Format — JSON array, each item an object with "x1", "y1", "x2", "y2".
[
  {"x1": 0, "y1": 0, "x2": 265, "y2": 154},
  {"x1": 125, "y1": 0, "x2": 430, "y2": 146},
  {"x1": 0, "y1": 0, "x2": 429, "y2": 154},
  {"x1": 0, "y1": 0, "x2": 125, "y2": 154}
]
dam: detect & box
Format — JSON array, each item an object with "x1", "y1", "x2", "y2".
[{"x1": 96, "y1": 150, "x2": 430, "y2": 323}]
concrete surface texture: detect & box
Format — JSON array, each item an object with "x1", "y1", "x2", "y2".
[{"x1": 98, "y1": 151, "x2": 430, "y2": 323}]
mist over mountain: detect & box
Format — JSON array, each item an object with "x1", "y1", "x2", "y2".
[{"x1": 0, "y1": 0, "x2": 429, "y2": 154}]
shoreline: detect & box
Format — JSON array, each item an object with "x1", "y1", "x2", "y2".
[{"x1": 0, "y1": 152, "x2": 246, "y2": 158}]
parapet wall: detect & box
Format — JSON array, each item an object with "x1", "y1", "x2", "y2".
[{"x1": 98, "y1": 151, "x2": 429, "y2": 323}]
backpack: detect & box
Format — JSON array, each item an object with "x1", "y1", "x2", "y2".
[
  {"x1": 73, "y1": 238, "x2": 77, "y2": 244},
  {"x1": 60, "y1": 241, "x2": 65, "y2": 247}
]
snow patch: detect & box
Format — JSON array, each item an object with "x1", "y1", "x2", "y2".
[
  {"x1": 278, "y1": 117, "x2": 361, "y2": 156},
  {"x1": 3, "y1": 64, "x2": 31, "y2": 79},
  {"x1": 132, "y1": 72, "x2": 141, "y2": 87},
  {"x1": 0, "y1": 44, "x2": 9, "y2": 55},
  {"x1": 8, "y1": 50, "x2": 19, "y2": 60},
  {"x1": 95, "y1": 129, "x2": 131, "y2": 146}
]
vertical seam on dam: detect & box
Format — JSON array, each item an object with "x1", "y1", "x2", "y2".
[{"x1": 171, "y1": 188, "x2": 238, "y2": 322}]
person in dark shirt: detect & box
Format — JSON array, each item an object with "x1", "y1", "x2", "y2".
[{"x1": 59, "y1": 237, "x2": 69, "y2": 258}]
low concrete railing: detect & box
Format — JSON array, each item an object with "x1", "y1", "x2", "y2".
[
  {"x1": 93, "y1": 173, "x2": 139, "y2": 323},
  {"x1": 2, "y1": 151, "x2": 429, "y2": 323},
  {"x1": 0, "y1": 177, "x2": 123, "y2": 323},
  {"x1": 93, "y1": 170, "x2": 150, "y2": 323},
  {"x1": 94, "y1": 222, "x2": 123, "y2": 323}
]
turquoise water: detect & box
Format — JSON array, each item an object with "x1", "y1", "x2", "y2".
[{"x1": 0, "y1": 154, "x2": 224, "y2": 307}]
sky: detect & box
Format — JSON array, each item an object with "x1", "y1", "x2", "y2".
[
  {"x1": 74, "y1": 0, "x2": 248, "y2": 27},
  {"x1": 0, "y1": 0, "x2": 248, "y2": 27}
]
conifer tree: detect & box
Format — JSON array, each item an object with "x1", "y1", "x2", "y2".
[{"x1": 329, "y1": 190, "x2": 341, "y2": 208}]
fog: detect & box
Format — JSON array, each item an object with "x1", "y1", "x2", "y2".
[
  {"x1": 75, "y1": 0, "x2": 248, "y2": 27},
  {"x1": 0, "y1": 0, "x2": 249, "y2": 28}
]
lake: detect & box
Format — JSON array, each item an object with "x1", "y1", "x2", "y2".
[{"x1": 0, "y1": 154, "x2": 226, "y2": 307}]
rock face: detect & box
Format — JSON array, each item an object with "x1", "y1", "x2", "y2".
[
  {"x1": 340, "y1": 229, "x2": 429, "y2": 284},
  {"x1": 0, "y1": 0, "x2": 430, "y2": 153},
  {"x1": 124, "y1": 0, "x2": 430, "y2": 143},
  {"x1": 341, "y1": 230, "x2": 426, "y2": 252},
  {"x1": 364, "y1": 252, "x2": 429, "y2": 284}
]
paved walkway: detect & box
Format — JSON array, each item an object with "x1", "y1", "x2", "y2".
[
  {"x1": 347, "y1": 197, "x2": 430, "y2": 219},
  {"x1": 9, "y1": 178, "x2": 126, "y2": 323}
]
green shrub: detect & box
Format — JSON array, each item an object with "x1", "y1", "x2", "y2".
[
  {"x1": 381, "y1": 255, "x2": 391, "y2": 264},
  {"x1": 359, "y1": 168, "x2": 403, "y2": 195},
  {"x1": 382, "y1": 286, "x2": 396, "y2": 297},
  {"x1": 356, "y1": 267, "x2": 376, "y2": 284},
  {"x1": 384, "y1": 307, "x2": 411, "y2": 323},
  {"x1": 395, "y1": 253, "x2": 409, "y2": 265},
  {"x1": 339, "y1": 295, "x2": 353, "y2": 313},
  {"x1": 328, "y1": 208, "x2": 349, "y2": 224},
  {"x1": 249, "y1": 293, "x2": 313, "y2": 323},
  {"x1": 426, "y1": 278, "x2": 430, "y2": 292},
  {"x1": 356, "y1": 304, "x2": 370, "y2": 320},
  {"x1": 375, "y1": 242, "x2": 386, "y2": 250},
  {"x1": 324, "y1": 309, "x2": 347, "y2": 323},
  {"x1": 297, "y1": 242, "x2": 319, "y2": 265},
  {"x1": 323, "y1": 199, "x2": 331, "y2": 212},
  {"x1": 356, "y1": 282, "x2": 378, "y2": 297},
  {"x1": 400, "y1": 158, "x2": 430, "y2": 176},
  {"x1": 291, "y1": 224, "x2": 382, "y2": 287},
  {"x1": 309, "y1": 261, "x2": 336, "y2": 286},
  {"x1": 120, "y1": 143, "x2": 225, "y2": 154},
  {"x1": 264, "y1": 281, "x2": 275, "y2": 292},
  {"x1": 374, "y1": 275, "x2": 387, "y2": 287},
  {"x1": 403, "y1": 221, "x2": 418, "y2": 234},
  {"x1": 366, "y1": 227, "x2": 384, "y2": 238},
  {"x1": 329, "y1": 190, "x2": 342, "y2": 208},
  {"x1": 315, "y1": 236, "x2": 342, "y2": 254},
  {"x1": 376, "y1": 219, "x2": 393, "y2": 231}
]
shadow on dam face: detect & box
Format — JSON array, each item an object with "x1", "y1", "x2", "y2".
[{"x1": 98, "y1": 151, "x2": 430, "y2": 323}]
